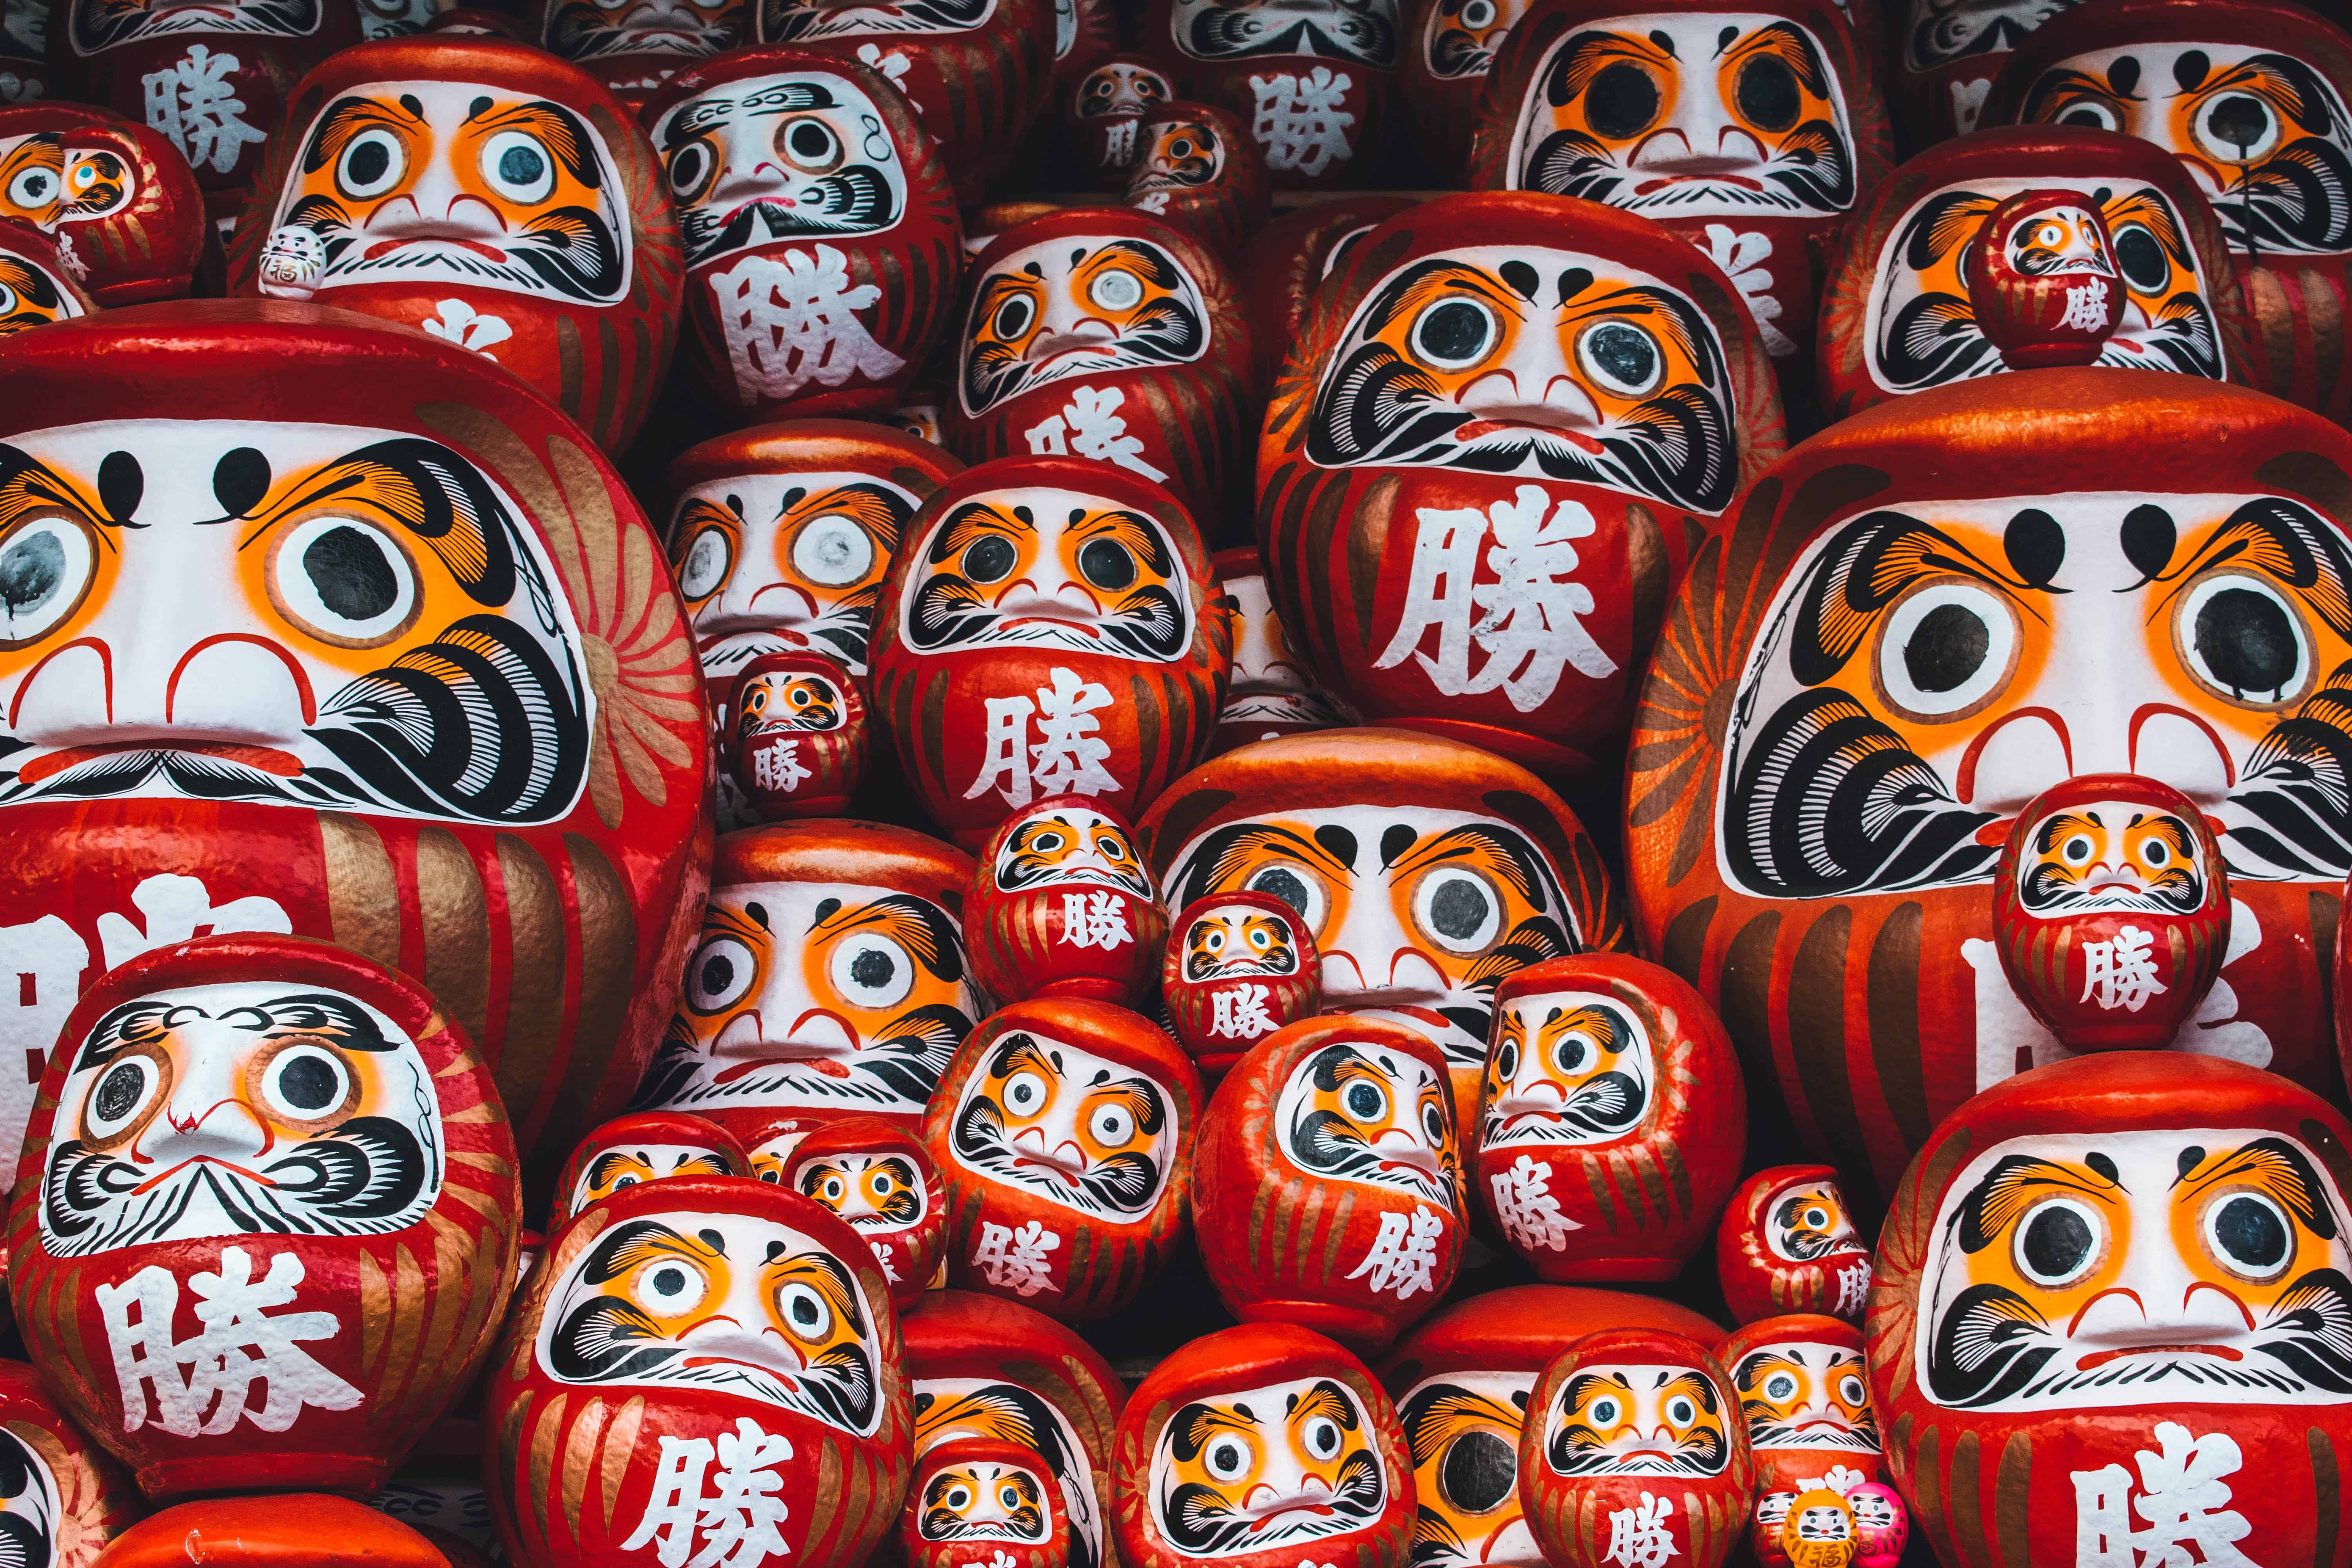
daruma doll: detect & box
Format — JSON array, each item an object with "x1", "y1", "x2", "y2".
[
  {"x1": 902, "y1": 1437, "x2": 1072, "y2": 1568},
  {"x1": 0, "y1": 104, "x2": 205, "y2": 305},
  {"x1": 1716, "y1": 1167, "x2": 1874, "y2": 1328},
  {"x1": 783, "y1": 1112, "x2": 946, "y2": 1314},
  {"x1": 1716, "y1": 1315, "x2": 1884, "y2": 1495},
  {"x1": 547, "y1": 1110, "x2": 753, "y2": 1227},
  {"x1": 968, "y1": 796, "x2": 1167, "y2": 1008}
]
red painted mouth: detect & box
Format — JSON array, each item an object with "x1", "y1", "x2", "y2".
[
  {"x1": 132, "y1": 1155, "x2": 276, "y2": 1196},
  {"x1": 713, "y1": 1051, "x2": 851, "y2": 1082},
  {"x1": 364, "y1": 237, "x2": 506, "y2": 261},
  {"x1": 1453, "y1": 419, "x2": 1604, "y2": 451},
  {"x1": 23, "y1": 740, "x2": 301, "y2": 784},
  {"x1": 1633, "y1": 173, "x2": 1761, "y2": 194},
  {"x1": 2077, "y1": 1343, "x2": 2243, "y2": 1370}
]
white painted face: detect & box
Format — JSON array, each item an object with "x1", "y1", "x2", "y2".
[
  {"x1": 1220, "y1": 572, "x2": 1350, "y2": 733},
  {"x1": 0, "y1": 1427, "x2": 60, "y2": 1568},
  {"x1": 946, "y1": 1030, "x2": 1177, "y2": 1219},
  {"x1": 1506, "y1": 11, "x2": 1858, "y2": 217},
  {"x1": 263, "y1": 80, "x2": 631, "y2": 303},
  {"x1": 917, "y1": 1457, "x2": 1054, "y2": 1541},
  {"x1": 917, "y1": 1377, "x2": 1104, "y2": 1568},
  {"x1": 0, "y1": 128, "x2": 135, "y2": 234},
  {"x1": 2019, "y1": 41, "x2": 2352, "y2": 256},
  {"x1": 1728, "y1": 1341, "x2": 1878, "y2": 1453},
  {"x1": 2014, "y1": 796, "x2": 2210, "y2": 916},
  {"x1": 1900, "y1": 0, "x2": 2084, "y2": 73},
  {"x1": 1541, "y1": 1363, "x2": 1733, "y2": 1476},
  {"x1": 0, "y1": 235, "x2": 79, "y2": 335},
  {"x1": 1148, "y1": 1374, "x2": 1391, "y2": 1556},
  {"x1": 1074, "y1": 61, "x2": 1172, "y2": 119},
  {"x1": 1480, "y1": 987, "x2": 1655, "y2": 1149},
  {"x1": 1862, "y1": 175, "x2": 2227, "y2": 394},
  {"x1": 0, "y1": 419, "x2": 591, "y2": 825},
  {"x1": 792, "y1": 1147, "x2": 927, "y2": 1230},
  {"x1": 1764, "y1": 1178, "x2": 1865, "y2": 1264},
  {"x1": 643, "y1": 880, "x2": 981, "y2": 1120},
  {"x1": 896, "y1": 485, "x2": 1197, "y2": 661},
  {"x1": 649, "y1": 70, "x2": 909, "y2": 270},
  {"x1": 1167, "y1": 0, "x2": 1398, "y2": 65},
  {"x1": 759, "y1": 0, "x2": 994, "y2": 40},
  {"x1": 541, "y1": 0, "x2": 737, "y2": 64},
  {"x1": 991, "y1": 803, "x2": 1154, "y2": 897},
  {"x1": 1715, "y1": 490, "x2": 2352, "y2": 898},
  {"x1": 1275, "y1": 1037, "x2": 1457, "y2": 1206},
  {"x1": 1394, "y1": 1370, "x2": 1539, "y2": 1568},
  {"x1": 538, "y1": 1207, "x2": 888, "y2": 1433},
  {"x1": 958, "y1": 236, "x2": 1210, "y2": 416},
  {"x1": 1163, "y1": 803, "x2": 1583, "y2": 1074},
  {"x1": 1915, "y1": 1126, "x2": 2352, "y2": 1411},
  {"x1": 1422, "y1": 0, "x2": 1528, "y2": 82},
  {"x1": 39, "y1": 979, "x2": 445, "y2": 1258}
]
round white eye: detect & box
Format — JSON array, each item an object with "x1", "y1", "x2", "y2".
[
  {"x1": 676, "y1": 525, "x2": 731, "y2": 601},
  {"x1": 610, "y1": 1173, "x2": 638, "y2": 1189},
  {"x1": 2013, "y1": 1196, "x2": 2105, "y2": 1287},
  {"x1": 1415, "y1": 868, "x2": 1501, "y2": 953},
  {"x1": 336, "y1": 127, "x2": 405, "y2": 198},
  {"x1": 792, "y1": 514, "x2": 875, "y2": 587},
  {"x1": 1666, "y1": 1396, "x2": 1697, "y2": 1426},
  {"x1": 1088, "y1": 267, "x2": 1144, "y2": 311},
  {"x1": 2142, "y1": 838, "x2": 2170, "y2": 867},
  {"x1": 0, "y1": 515, "x2": 95, "y2": 645},
  {"x1": 2053, "y1": 99, "x2": 2121, "y2": 132},
  {"x1": 1410, "y1": 296, "x2": 1496, "y2": 368},
  {"x1": 1342, "y1": 1078, "x2": 1388, "y2": 1123},
  {"x1": 1589, "y1": 1397, "x2": 1621, "y2": 1427},
  {"x1": 1095, "y1": 830, "x2": 1133, "y2": 864},
  {"x1": 686, "y1": 935, "x2": 759, "y2": 1013},
  {"x1": 2061, "y1": 833, "x2": 2096, "y2": 865},
  {"x1": 2179, "y1": 572, "x2": 2311, "y2": 705},
  {"x1": 83, "y1": 1053, "x2": 159, "y2": 1140},
  {"x1": 262, "y1": 1043, "x2": 351, "y2": 1122},
  {"x1": 821, "y1": 1175, "x2": 846, "y2": 1201},
  {"x1": 272, "y1": 514, "x2": 419, "y2": 645},
  {"x1": 1089, "y1": 1102, "x2": 1136, "y2": 1146},
  {"x1": 1419, "y1": 1095, "x2": 1447, "y2": 1146},
  {"x1": 5, "y1": 165, "x2": 56, "y2": 210},
  {"x1": 1765, "y1": 1373, "x2": 1797, "y2": 1401},
  {"x1": 1837, "y1": 1374, "x2": 1867, "y2": 1406},
  {"x1": 989, "y1": 293, "x2": 1036, "y2": 341},
  {"x1": 1004, "y1": 1070, "x2": 1050, "y2": 1116},
  {"x1": 0, "y1": 281, "x2": 15, "y2": 316},
  {"x1": 2205, "y1": 1190, "x2": 2294, "y2": 1280},
  {"x1": 1802, "y1": 1204, "x2": 1832, "y2": 1231},
  {"x1": 1459, "y1": 0, "x2": 1494, "y2": 23},
  {"x1": 1554, "y1": 1031, "x2": 1592, "y2": 1074},
  {"x1": 2194, "y1": 90, "x2": 2280, "y2": 163},
  {"x1": 1244, "y1": 864, "x2": 1325, "y2": 931},
  {"x1": 632, "y1": 1259, "x2": 708, "y2": 1316},
  {"x1": 1492, "y1": 1037, "x2": 1520, "y2": 1083},
  {"x1": 1201, "y1": 926, "x2": 1226, "y2": 953},
  {"x1": 777, "y1": 114, "x2": 842, "y2": 172},
  {"x1": 776, "y1": 1279, "x2": 833, "y2": 1338},
  {"x1": 480, "y1": 130, "x2": 556, "y2": 203},
  {"x1": 1302, "y1": 1416, "x2": 1343, "y2": 1460},
  {"x1": 829, "y1": 933, "x2": 914, "y2": 1009},
  {"x1": 1203, "y1": 1436, "x2": 1252, "y2": 1482},
  {"x1": 664, "y1": 138, "x2": 715, "y2": 201},
  {"x1": 1578, "y1": 320, "x2": 1665, "y2": 397},
  {"x1": 1876, "y1": 580, "x2": 2018, "y2": 719},
  {"x1": 870, "y1": 1169, "x2": 897, "y2": 1194},
  {"x1": 946, "y1": 1485, "x2": 973, "y2": 1511}
]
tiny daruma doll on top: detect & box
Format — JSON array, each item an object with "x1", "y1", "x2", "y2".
[
  {"x1": 1717, "y1": 1167, "x2": 1874, "y2": 1327},
  {"x1": 968, "y1": 796, "x2": 1168, "y2": 1009}
]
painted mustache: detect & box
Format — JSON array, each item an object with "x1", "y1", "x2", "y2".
[{"x1": 679, "y1": 165, "x2": 898, "y2": 265}]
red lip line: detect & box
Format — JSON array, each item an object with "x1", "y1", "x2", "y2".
[
  {"x1": 22, "y1": 740, "x2": 301, "y2": 785},
  {"x1": 711, "y1": 1053, "x2": 851, "y2": 1084},
  {"x1": 130, "y1": 1155, "x2": 277, "y2": 1198},
  {"x1": 2076, "y1": 1344, "x2": 2243, "y2": 1370},
  {"x1": 363, "y1": 237, "x2": 506, "y2": 261},
  {"x1": 1633, "y1": 173, "x2": 1762, "y2": 194},
  {"x1": 1452, "y1": 419, "x2": 1604, "y2": 452}
]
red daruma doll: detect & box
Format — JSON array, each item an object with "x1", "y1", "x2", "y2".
[
  {"x1": 8, "y1": 934, "x2": 521, "y2": 1499},
  {"x1": 784, "y1": 1113, "x2": 946, "y2": 1312},
  {"x1": 1160, "y1": 891, "x2": 1320, "y2": 1074},
  {"x1": 725, "y1": 651, "x2": 867, "y2": 820},
  {"x1": 867, "y1": 456, "x2": 1232, "y2": 849},
  {"x1": 1111, "y1": 1323, "x2": 1417, "y2": 1568},
  {"x1": 1141, "y1": 0, "x2": 1402, "y2": 190},
  {"x1": 903, "y1": 1437, "x2": 1072, "y2": 1568},
  {"x1": 547, "y1": 1109, "x2": 753, "y2": 1227},
  {"x1": 1966, "y1": 189, "x2": 2128, "y2": 368},
  {"x1": 969, "y1": 796, "x2": 1168, "y2": 1008},
  {"x1": 1715, "y1": 1316, "x2": 1884, "y2": 1496},
  {"x1": 1715, "y1": 1167, "x2": 1874, "y2": 1327}
]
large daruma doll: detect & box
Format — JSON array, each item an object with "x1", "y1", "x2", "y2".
[
  {"x1": 1866, "y1": 1051, "x2": 2352, "y2": 1568},
  {"x1": 1256, "y1": 192, "x2": 1786, "y2": 779},
  {"x1": 8, "y1": 934, "x2": 521, "y2": 1498},
  {"x1": 1622, "y1": 369, "x2": 2352, "y2": 1209},
  {"x1": 869, "y1": 456, "x2": 1231, "y2": 849},
  {"x1": 0, "y1": 302, "x2": 710, "y2": 1206}
]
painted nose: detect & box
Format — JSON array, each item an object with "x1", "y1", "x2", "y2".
[{"x1": 1457, "y1": 328, "x2": 1602, "y2": 430}]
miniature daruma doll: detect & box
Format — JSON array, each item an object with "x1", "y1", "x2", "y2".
[
  {"x1": 229, "y1": 37, "x2": 683, "y2": 455},
  {"x1": 1160, "y1": 891, "x2": 1320, "y2": 1074},
  {"x1": 485, "y1": 1176, "x2": 913, "y2": 1568},
  {"x1": 1716, "y1": 1316, "x2": 1883, "y2": 1495},
  {"x1": 1191, "y1": 1017, "x2": 1465, "y2": 1355},
  {"x1": 1477, "y1": 953, "x2": 1745, "y2": 1283},
  {"x1": 8, "y1": 933, "x2": 522, "y2": 1498},
  {"x1": 1845, "y1": 1484, "x2": 1904, "y2": 1568},
  {"x1": 1067, "y1": 56, "x2": 1175, "y2": 191},
  {"x1": 547, "y1": 1109, "x2": 753, "y2": 1227},
  {"x1": 1966, "y1": 189, "x2": 2125, "y2": 366},
  {"x1": 0, "y1": 105, "x2": 205, "y2": 306},
  {"x1": 1866, "y1": 1051, "x2": 2352, "y2": 1568},
  {"x1": 924, "y1": 998, "x2": 1202, "y2": 1321},
  {"x1": 785, "y1": 1112, "x2": 946, "y2": 1313},
  {"x1": 904, "y1": 1437, "x2": 1071, "y2": 1568},
  {"x1": 1111, "y1": 1323, "x2": 1416, "y2": 1568},
  {"x1": 1993, "y1": 773, "x2": 2233, "y2": 1052},
  {"x1": 1717, "y1": 1168, "x2": 1873, "y2": 1328},
  {"x1": 644, "y1": 47, "x2": 961, "y2": 427},
  {"x1": 1779, "y1": 1490, "x2": 1856, "y2": 1568},
  {"x1": 969, "y1": 797, "x2": 1167, "y2": 1008},
  {"x1": 867, "y1": 456, "x2": 1232, "y2": 849},
  {"x1": 1140, "y1": 0, "x2": 1401, "y2": 190},
  {"x1": 1125, "y1": 100, "x2": 1269, "y2": 262},
  {"x1": 1516, "y1": 1329, "x2": 1753, "y2": 1568},
  {"x1": 1256, "y1": 193, "x2": 1787, "y2": 778},
  {"x1": 725, "y1": 652, "x2": 867, "y2": 820}
]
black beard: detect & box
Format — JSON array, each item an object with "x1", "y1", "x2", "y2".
[
  {"x1": 758, "y1": 0, "x2": 989, "y2": 36},
  {"x1": 1426, "y1": 22, "x2": 1488, "y2": 78},
  {"x1": 1744, "y1": 1415, "x2": 1878, "y2": 1450},
  {"x1": 630, "y1": 1002, "x2": 971, "y2": 1113},
  {"x1": 2019, "y1": 870, "x2": 2203, "y2": 915},
  {"x1": 2220, "y1": 135, "x2": 2352, "y2": 258},
  {"x1": 920, "y1": 1513, "x2": 1045, "y2": 1542},
  {"x1": 679, "y1": 166, "x2": 899, "y2": 266},
  {"x1": 1163, "y1": 1451, "x2": 1385, "y2": 1554},
  {"x1": 1283, "y1": 1109, "x2": 1452, "y2": 1205},
  {"x1": 1524, "y1": 124, "x2": 1853, "y2": 216},
  {"x1": 1546, "y1": 1426, "x2": 1726, "y2": 1477},
  {"x1": 1486, "y1": 1069, "x2": 1645, "y2": 1144},
  {"x1": 290, "y1": 194, "x2": 625, "y2": 304},
  {"x1": 958, "y1": 303, "x2": 1203, "y2": 416},
  {"x1": 42, "y1": 1115, "x2": 431, "y2": 1258},
  {"x1": 1178, "y1": 5, "x2": 1393, "y2": 65},
  {"x1": 71, "y1": 0, "x2": 316, "y2": 49},
  {"x1": 1904, "y1": 0, "x2": 2060, "y2": 69},
  {"x1": 951, "y1": 1096, "x2": 1163, "y2": 1218},
  {"x1": 906, "y1": 576, "x2": 1187, "y2": 661}
]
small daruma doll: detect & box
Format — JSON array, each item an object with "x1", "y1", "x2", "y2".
[
  {"x1": 1516, "y1": 1329, "x2": 1753, "y2": 1568},
  {"x1": 969, "y1": 796, "x2": 1168, "y2": 1007},
  {"x1": 867, "y1": 456, "x2": 1232, "y2": 849},
  {"x1": 548, "y1": 1109, "x2": 753, "y2": 1227},
  {"x1": 1111, "y1": 1323, "x2": 1416, "y2": 1568},
  {"x1": 0, "y1": 215, "x2": 89, "y2": 335},
  {"x1": 1716, "y1": 1316, "x2": 1883, "y2": 1495},
  {"x1": 1779, "y1": 1489, "x2": 1856, "y2": 1568},
  {"x1": 1067, "y1": 55, "x2": 1175, "y2": 190},
  {"x1": 1844, "y1": 1484, "x2": 1904, "y2": 1568},
  {"x1": 1191, "y1": 1017, "x2": 1465, "y2": 1355},
  {"x1": 785, "y1": 1112, "x2": 946, "y2": 1312},
  {"x1": 946, "y1": 210, "x2": 1258, "y2": 536},
  {"x1": 1477, "y1": 953, "x2": 1746, "y2": 1283},
  {"x1": 485, "y1": 1176, "x2": 913, "y2": 1568},
  {"x1": 0, "y1": 104, "x2": 205, "y2": 305},
  {"x1": 725, "y1": 651, "x2": 867, "y2": 820},
  {"x1": 924, "y1": 998, "x2": 1203, "y2": 1321},
  {"x1": 1716, "y1": 1167, "x2": 1873, "y2": 1327},
  {"x1": 230, "y1": 37, "x2": 683, "y2": 455},
  {"x1": 8, "y1": 934, "x2": 521, "y2": 1499},
  {"x1": 904, "y1": 1437, "x2": 1071, "y2": 1568},
  {"x1": 1140, "y1": 0, "x2": 1402, "y2": 190},
  {"x1": 1207, "y1": 545, "x2": 1352, "y2": 753},
  {"x1": 1967, "y1": 188, "x2": 2127, "y2": 366},
  {"x1": 645, "y1": 47, "x2": 961, "y2": 427},
  {"x1": 1866, "y1": 1051, "x2": 2352, "y2": 1568},
  {"x1": 1125, "y1": 99, "x2": 1269, "y2": 262},
  {"x1": 1160, "y1": 891, "x2": 1321, "y2": 1074},
  {"x1": 1992, "y1": 773, "x2": 2232, "y2": 1053},
  {"x1": 633, "y1": 820, "x2": 983, "y2": 1140}
]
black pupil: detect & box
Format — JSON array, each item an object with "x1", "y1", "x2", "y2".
[
  {"x1": 790, "y1": 122, "x2": 833, "y2": 160},
  {"x1": 1586, "y1": 323, "x2": 1657, "y2": 390},
  {"x1": 347, "y1": 137, "x2": 391, "y2": 185},
  {"x1": 305, "y1": 525, "x2": 400, "y2": 624},
  {"x1": 673, "y1": 147, "x2": 706, "y2": 190},
  {"x1": 652, "y1": 1265, "x2": 688, "y2": 1298},
  {"x1": 966, "y1": 535, "x2": 1018, "y2": 582},
  {"x1": 1904, "y1": 602, "x2": 1991, "y2": 695},
  {"x1": 1346, "y1": 1083, "x2": 1383, "y2": 1118},
  {"x1": 0, "y1": 528, "x2": 64, "y2": 620},
  {"x1": 277, "y1": 1052, "x2": 339, "y2": 1111},
  {"x1": 1080, "y1": 538, "x2": 1136, "y2": 590},
  {"x1": 791, "y1": 1292, "x2": 820, "y2": 1326},
  {"x1": 93, "y1": 1061, "x2": 145, "y2": 1124},
  {"x1": 2215, "y1": 1195, "x2": 2288, "y2": 1268},
  {"x1": 2022, "y1": 1203, "x2": 2094, "y2": 1279},
  {"x1": 998, "y1": 300, "x2": 1033, "y2": 338},
  {"x1": 1558, "y1": 1039, "x2": 1586, "y2": 1071},
  {"x1": 698, "y1": 951, "x2": 737, "y2": 997},
  {"x1": 2195, "y1": 585, "x2": 2298, "y2": 699},
  {"x1": 850, "y1": 948, "x2": 897, "y2": 989},
  {"x1": 1737, "y1": 56, "x2": 1801, "y2": 131},
  {"x1": 1254, "y1": 867, "x2": 1312, "y2": 915},
  {"x1": 1429, "y1": 877, "x2": 1492, "y2": 940},
  {"x1": 1416, "y1": 299, "x2": 1492, "y2": 363},
  {"x1": 1586, "y1": 60, "x2": 1661, "y2": 138},
  {"x1": 2205, "y1": 94, "x2": 2272, "y2": 154},
  {"x1": 499, "y1": 142, "x2": 545, "y2": 188},
  {"x1": 2060, "y1": 106, "x2": 2109, "y2": 127},
  {"x1": 1214, "y1": 1442, "x2": 1242, "y2": 1472}
]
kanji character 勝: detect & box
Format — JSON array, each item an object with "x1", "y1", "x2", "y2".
[
  {"x1": 2062, "y1": 279, "x2": 2113, "y2": 335},
  {"x1": 2082, "y1": 926, "x2": 2166, "y2": 1012},
  {"x1": 1489, "y1": 1154, "x2": 1579, "y2": 1253},
  {"x1": 1024, "y1": 387, "x2": 1168, "y2": 481},
  {"x1": 1248, "y1": 67, "x2": 1354, "y2": 177},
  {"x1": 622, "y1": 1417, "x2": 797, "y2": 1568},
  {"x1": 2073, "y1": 1423, "x2": 2257, "y2": 1568},
  {"x1": 752, "y1": 738, "x2": 811, "y2": 794},
  {"x1": 971, "y1": 1219, "x2": 1062, "y2": 1298},
  {"x1": 142, "y1": 45, "x2": 267, "y2": 175},
  {"x1": 709, "y1": 244, "x2": 906, "y2": 403},
  {"x1": 964, "y1": 668, "x2": 1120, "y2": 809},
  {"x1": 1061, "y1": 891, "x2": 1132, "y2": 951},
  {"x1": 1604, "y1": 1493, "x2": 1679, "y2": 1568},
  {"x1": 1343, "y1": 1203, "x2": 1445, "y2": 1299},
  {"x1": 1209, "y1": 983, "x2": 1275, "y2": 1040}
]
